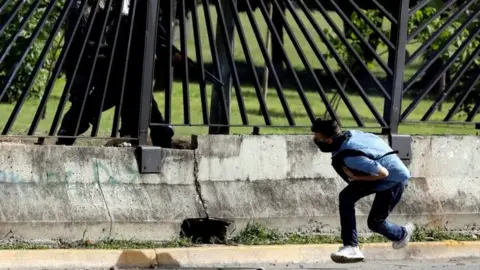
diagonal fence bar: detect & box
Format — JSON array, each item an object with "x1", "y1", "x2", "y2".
[
  {"x1": 348, "y1": 0, "x2": 395, "y2": 51},
  {"x1": 409, "y1": 0, "x2": 433, "y2": 16},
  {"x1": 466, "y1": 94, "x2": 480, "y2": 122},
  {"x1": 311, "y1": 0, "x2": 391, "y2": 101},
  {"x1": 281, "y1": 0, "x2": 342, "y2": 125},
  {"x1": 0, "y1": 0, "x2": 25, "y2": 36},
  {"x1": 243, "y1": 0, "x2": 295, "y2": 126},
  {"x1": 0, "y1": 0, "x2": 40, "y2": 66},
  {"x1": 228, "y1": 0, "x2": 271, "y2": 125},
  {"x1": 258, "y1": 0, "x2": 316, "y2": 124},
  {"x1": 307, "y1": 0, "x2": 389, "y2": 127},
  {"x1": 179, "y1": 0, "x2": 191, "y2": 125},
  {"x1": 0, "y1": 0, "x2": 10, "y2": 13},
  {"x1": 401, "y1": 24, "x2": 480, "y2": 121},
  {"x1": 111, "y1": 0, "x2": 138, "y2": 138},
  {"x1": 296, "y1": 0, "x2": 369, "y2": 127},
  {"x1": 404, "y1": 8, "x2": 480, "y2": 94},
  {"x1": 2, "y1": 0, "x2": 73, "y2": 135},
  {"x1": 45, "y1": 0, "x2": 104, "y2": 137},
  {"x1": 190, "y1": 0, "x2": 210, "y2": 125},
  {"x1": 29, "y1": 0, "x2": 91, "y2": 136},
  {"x1": 0, "y1": 0, "x2": 58, "y2": 101},
  {"x1": 406, "y1": 0, "x2": 476, "y2": 65},
  {"x1": 444, "y1": 72, "x2": 480, "y2": 122},
  {"x1": 91, "y1": 0, "x2": 128, "y2": 137},
  {"x1": 407, "y1": 0, "x2": 459, "y2": 42},
  {"x1": 2, "y1": 0, "x2": 479, "y2": 140},
  {"x1": 214, "y1": 0, "x2": 249, "y2": 125},
  {"x1": 327, "y1": 0, "x2": 392, "y2": 76},
  {"x1": 371, "y1": 0, "x2": 397, "y2": 25},
  {"x1": 202, "y1": 0, "x2": 230, "y2": 134},
  {"x1": 421, "y1": 44, "x2": 480, "y2": 121},
  {"x1": 73, "y1": 0, "x2": 115, "y2": 137}
]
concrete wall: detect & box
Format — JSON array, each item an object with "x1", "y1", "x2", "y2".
[
  {"x1": 196, "y1": 135, "x2": 480, "y2": 234},
  {"x1": 0, "y1": 144, "x2": 202, "y2": 241},
  {"x1": 0, "y1": 135, "x2": 479, "y2": 241}
]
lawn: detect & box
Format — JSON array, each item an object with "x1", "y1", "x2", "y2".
[
  {"x1": 0, "y1": 6, "x2": 477, "y2": 139},
  {"x1": 0, "y1": 78, "x2": 477, "y2": 139},
  {"x1": 179, "y1": 5, "x2": 424, "y2": 80}
]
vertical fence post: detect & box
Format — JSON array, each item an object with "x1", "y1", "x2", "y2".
[
  {"x1": 209, "y1": 1, "x2": 236, "y2": 134},
  {"x1": 384, "y1": 0, "x2": 410, "y2": 134},
  {"x1": 163, "y1": 0, "x2": 175, "y2": 124},
  {"x1": 137, "y1": 0, "x2": 160, "y2": 145}
]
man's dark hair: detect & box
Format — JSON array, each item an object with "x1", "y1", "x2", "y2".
[{"x1": 311, "y1": 119, "x2": 342, "y2": 137}]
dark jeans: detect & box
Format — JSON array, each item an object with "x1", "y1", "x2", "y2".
[{"x1": 339, "y1": 180, "x2": 407, "y2": 246}]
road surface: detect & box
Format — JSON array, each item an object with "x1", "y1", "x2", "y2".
[
  {"x1": 122, "y1": 258, "x2": 480, "y2": 269},
  {"x1": 10, "y1": 257, "x2": 480, "y2": 270}
]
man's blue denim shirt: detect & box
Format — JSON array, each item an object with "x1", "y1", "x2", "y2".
[{"x1": 333, "y1": 130, "x2": 411, "y2": 191}]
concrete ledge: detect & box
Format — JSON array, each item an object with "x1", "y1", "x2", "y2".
[{"x1": 0, "y1": 242, "x2": 479, "y2": 269}]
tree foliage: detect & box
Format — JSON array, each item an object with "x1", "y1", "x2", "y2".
[
  {"x1": 324, "y1": 10, "x2": 388, "y2": 70},
  {"x1": 323, "y1": 3, "x2": 479, "y2": 116},
  {"x1": 0, "y1": 0, "x2": 65, "y2": 103},
  {"x1": 408, "y1": 5, "x2": 480, "y2": 115}
]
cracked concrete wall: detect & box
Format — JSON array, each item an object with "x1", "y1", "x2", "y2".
[
  {"x1": 194, "y1": 135, "x2": 480, "y2": 234},
  {"x1": 0, "y1": 144, "x2": 202, "y2": 241},
  {"x1": 1, "y1": 135, "x2": 480, "y2": 241}
]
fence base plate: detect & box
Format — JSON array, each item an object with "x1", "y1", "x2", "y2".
[
  {"x1": 137, "y1": 146, "x2": 163, "y2": 173},
  {"x1": 389, "y1": 134, "x2": 412, "y2": 166}
]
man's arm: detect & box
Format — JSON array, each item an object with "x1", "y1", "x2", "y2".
[{"x1": 343, "y1": 156, "x2": 389, "y2": 181}]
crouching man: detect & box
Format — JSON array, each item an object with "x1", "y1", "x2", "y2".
[{"x1": 311, "y1": 119, "x2": 415, "y2": 263}]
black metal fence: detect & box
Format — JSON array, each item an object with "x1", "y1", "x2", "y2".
[{"x1": 0, "y1": 0, "x2": 479, "y2": 146}]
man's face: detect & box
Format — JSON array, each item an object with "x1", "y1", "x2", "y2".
[
  {"x1": 313, "y1": 131, "x2": 342, "y2": 153},
  {"x1": 312, "y1": 132, "x2": 332, "y2": 144}
]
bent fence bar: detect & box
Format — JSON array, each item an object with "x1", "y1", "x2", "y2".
[{"x1": 0, "y1": 0, "x2": 479, "y2": 144}]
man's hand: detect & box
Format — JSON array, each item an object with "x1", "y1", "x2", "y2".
[
  {"x1": 342, "y1": 166, "x2": 389, "y2": 181},
  {"x1": 343, "y1": 167, "x2": 356, "y2": 180}
]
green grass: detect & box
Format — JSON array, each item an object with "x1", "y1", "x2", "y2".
[
  {"x1": 0, "y1": 223, "x2": 477, "y2": 250},
  {"x1": 0, "y1": 78, "x2": 477, "y2": 139},
  {"x1": 229, "y1": 223, "x2": 479, "y2": 246},
  {"x1": 0, "y1": 238, "x2": 195, "y2": 250},
  {"x1": 180, "y1": 7, "x2": 424, "y2": 80},
  {"x1": 155, "y1": 82, "x2": 479, "y2": 136}
]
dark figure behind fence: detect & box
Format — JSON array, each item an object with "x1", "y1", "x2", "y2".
[{"x1": 56, "y1": 0, "x2": 174, "y2": 147}]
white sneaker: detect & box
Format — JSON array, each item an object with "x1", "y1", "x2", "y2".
[
  {"x1": 330, "y1": 246, "x2": 365, "y2": 263},
  {"x1": 393, "y1": 222, "x2": 415, "y2": 250}
]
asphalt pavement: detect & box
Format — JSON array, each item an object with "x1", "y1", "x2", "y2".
[
  {"x1": 123, "y1": 258, "x2": 480, "y2": 270},
  {"x1": 56, "y1": 258, "x2": 479, "y2": 270},
  {"x1": 7, "y1": 257, "x2": 480, "y2": 270},
  {"x1": 116, "y1": 261, "x2": 480, "y2": 269}
]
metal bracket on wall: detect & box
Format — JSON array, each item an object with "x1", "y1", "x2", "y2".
[
  {"x1": 137, "y1": 146, "x2": 163, "y2": 173},
  {"x1": 389, "y1": 134, "x2": 412, "y2": 166}
]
